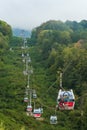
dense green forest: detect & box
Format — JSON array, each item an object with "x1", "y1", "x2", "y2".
[{"x1": 0, "y1": 19, "x2": 87, "y2": 130}]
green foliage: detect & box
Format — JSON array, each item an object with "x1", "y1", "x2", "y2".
[
  {"x1": 0, "y1": 20, "x2": 12, "y2": 55},
  {"x1": 31, "y1": 19, "x2": 87, "y2": 46},
  {"x1": 0, "y1": 33, "x2": 9, "y2": 49},
  {"x1": 37, "y1": 20, "x2": 70, "y2": 31},
  {"x1": 0, "y1": 19, "x2": 87, "y2": 130},
  {"x1": 0, "y1": 20, "x2": 12, "y2": 38},
  {"x1": 9, "y1": 36, "x2": 22, "y2": 47}
]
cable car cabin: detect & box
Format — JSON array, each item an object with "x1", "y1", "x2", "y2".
[
  {"x1": 33, "y1": 93, "x2": 37, "y2": 99},
  {"x1": 22, "y1": 53, "x2": 24, "y2": 57},
  {"x1": 32, "y1": 90, "x2": 37, "y2": 99},
  {"x1": 28, "y1": 58, "x2": 31, "y2": 63},
  {"x1": 57, "y1": 89, "x2": 75, "y2": 110},
  {"x1": 26, "y1": 105, "x2": 32, "y2": 112},
  {"x1": 33, "y1": 108, "x2": 41, "y2": 118},
  {"x1": 50, "y1": 116, "x2": 57, "y2": 124},
  {"x1": 24, "y1": 97, "x2": 28, "y2": 102}
]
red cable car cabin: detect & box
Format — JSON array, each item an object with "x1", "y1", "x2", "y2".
[
  {"x1": 33, "y1": 108, "x2": 42, "y2": 118},
  {"x1": 26, "y1": 105, "x2": 32, "y2": 112},
  {"x1": 57, "y1": 89, "x2": 75, "y2": 110},
  {"x1": 24, "y1": 97, "x2": 28, "y2": 102}
]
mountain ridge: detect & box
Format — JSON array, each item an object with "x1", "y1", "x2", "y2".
[{"x1": 12, "y1": 28, "x2": 31, "y2": 38}]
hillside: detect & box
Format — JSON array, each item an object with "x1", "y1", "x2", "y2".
[{"x1": 0, "y1": 19, "x2": 87, "y2": 130}]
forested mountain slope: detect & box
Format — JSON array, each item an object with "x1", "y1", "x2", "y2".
[{"x1": 0, "y1": 19, "x2": 87, "y2": 130}]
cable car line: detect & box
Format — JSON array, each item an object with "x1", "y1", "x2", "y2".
[
  {"x1": 37, "y1": 98, "x2": 56, "y2": 110},
  {"x1": 20, "y1": 32, "x2": 76, "y2": 124},
  {"x1": 46, "y1": 60, "x2": 73, "y2": 94}
]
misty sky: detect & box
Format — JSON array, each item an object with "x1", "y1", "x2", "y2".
[{"x1": 0, "y1": 0, "x2": 87, "y2": 30}]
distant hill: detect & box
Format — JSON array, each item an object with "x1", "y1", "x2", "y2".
[{"x1": 12, "y1": 28, "x2": 31, "y2": 38}]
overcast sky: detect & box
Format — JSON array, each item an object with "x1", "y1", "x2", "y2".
[{"x1": 0, "y1": 0, "x2": 87, "y2": 30}]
